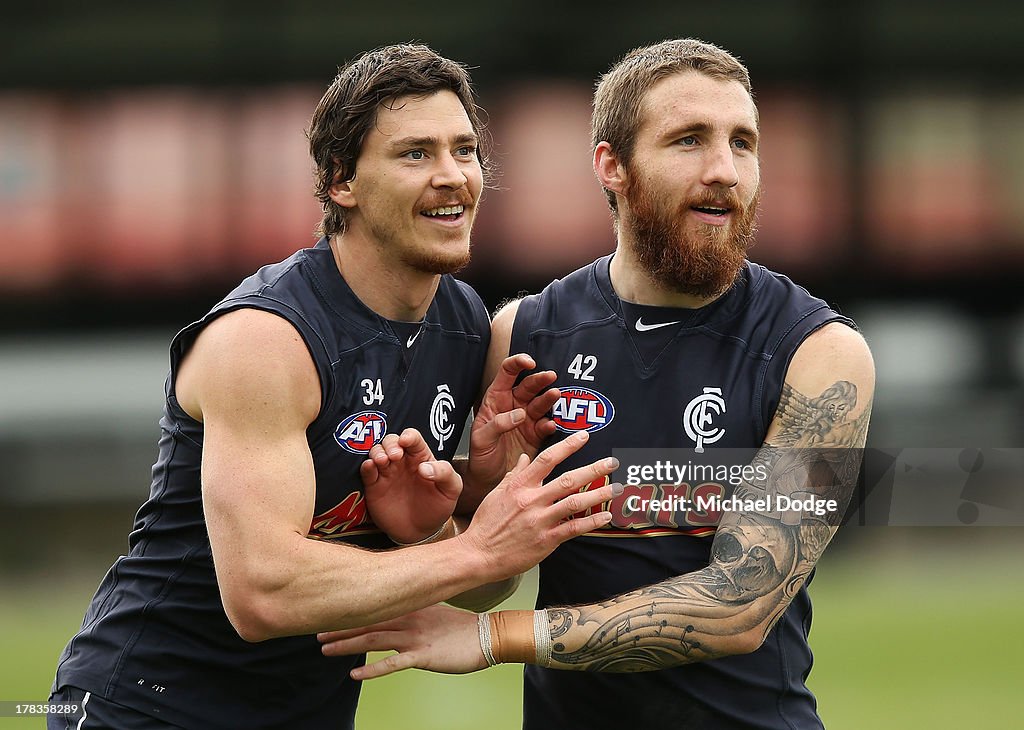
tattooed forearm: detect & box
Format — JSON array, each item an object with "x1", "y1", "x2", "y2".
[
  {"x1": 547, "y1": 554, "x2": 788, "y2": 671},
  {"x1": 545, "y1": 379, "x2": 872, "y2": 673}
]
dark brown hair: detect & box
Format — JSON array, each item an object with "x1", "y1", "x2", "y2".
[{"x1": 308, "y1": 43, "x2": 491, "y2": 237}]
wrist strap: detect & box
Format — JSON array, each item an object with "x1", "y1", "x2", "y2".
[
  {"x1": 533, "y1": 609, "x2": 553, "y2": 668},
  {"x1": 477, "y1": 611, "x2": 498, "y2": 667}
]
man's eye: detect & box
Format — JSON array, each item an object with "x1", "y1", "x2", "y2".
[
  {"x1": 733, "y1": 139, "x2": 750, "y2": 150},
  {"x1": 406, "y1": 150, "x2": 426, "y2": 160},
  {"x1": 679, "y1": 136, "x2": 698, "y2": 147},
  {"x1": 456, "y1": 146, "x2": 476, "y2": 156}
]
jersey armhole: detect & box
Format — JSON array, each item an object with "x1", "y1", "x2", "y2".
[
  {"x1": 168, "y1": 299, "x2": 335, "y2": 427},
  {"x1": 756, "y1": 309, "x2": 857, "y2": 434},
  {"x1": 508, "y1": 295, "x2": 540, "y2": 360}
]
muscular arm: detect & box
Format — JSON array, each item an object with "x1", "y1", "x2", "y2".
[
  {"x1": 543, "y1": 323, "x2": 874, "y2": 671},
  {"x1": 177, "y1": 308, "x2": 617, "y2": 642}
]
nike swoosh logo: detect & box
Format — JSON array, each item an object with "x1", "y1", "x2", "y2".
[
  {"x1": 635, "y1": 317, "x2": 681, "y2": 332},
  {"x1": 407, "y1": 329, "x2": 422, "y2": 347}
]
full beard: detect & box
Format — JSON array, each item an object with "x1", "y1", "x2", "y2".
[{"x1": 624, "y1": 175, "x2": 760, "y2": 298}]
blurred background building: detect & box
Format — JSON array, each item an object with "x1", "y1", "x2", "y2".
[
  {"x1": 2, "y1": 0, "x2": 1022, "y2": 510},
  {"x1": 0, "y1": 2, "x2": 1022, "y2": 727}
]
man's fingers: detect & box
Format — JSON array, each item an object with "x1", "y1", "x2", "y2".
[
  {"x1": 487, "y1": 354, "x2": 536, "y2": 395},
  {"x1": 378, "y1": 434, "x2": 403, "y2": 462},
  {"x1": 550, "y1": 481, "x2": 622, "y2": 520},
  {"x1": 399, "y1": 428, "x2": 433, "y2": 461},
  {"x1": 523, "y1": 386, "x2": 560, "y2": 422},
  {"x1": 535, "y1": 417, "x2": 558, "y2": 437},
  {"x1": 542, "y1": 456, "x2": 619, "y2": 500},
  {"x1": 509, "y1": 453, "x2": 530, "y2": 476},
  {"x1": 514, "y1": 371, "x2": 558, "y2": 402},
  {"x1": 368, "y1": 430, "x2": 434, "y2": 467},
  {"x1": 351, "y1": 651, "x2": 419, "y2": 680},
  {"x1": 553, "y1": 511, "x2": 614, "y2": 541},
  {"x1": 318, "y1": 628, "x2": 353, "y2": 644},
  {"x1": 367, "y1": 442, "x2": 391, "y2": 467},
  {"x1": 359, "y1": 458, "x2": 380, "y2": 486},
  {"x1": 321, "y1": 630, "x2": 402, "y2": 658},
  {"x1": 523, "y1": 431, "x2": 590, "y2": 481},
  {"x1": 474, "y1": 408, "x2": 527, "y2": 443},
  {"x1": 418, "y1": 459, "x2": 462, "y2": 499}
]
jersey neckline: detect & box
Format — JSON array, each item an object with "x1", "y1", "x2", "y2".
[
  {"x1": 592, "y1": 253, "x2": 759, "y2": 332},
  {"x1": 305, "y1": 237, "x2": 442, "y2": 340}
]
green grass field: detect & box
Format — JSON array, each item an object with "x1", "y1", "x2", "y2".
[{"x1": 2, "y1": 530, "x2": 1021, "y2": 729}]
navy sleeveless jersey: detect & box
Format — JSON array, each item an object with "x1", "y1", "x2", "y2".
[
  {"x1": 53, "y1": 237, "x2": 489, "y2": 729},
  {"x1": 511, "y1": 255, "x2": 853, "y2": 730}
]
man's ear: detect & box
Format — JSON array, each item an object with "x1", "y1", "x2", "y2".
[
  {"x1": 594, "y1": 141, "x2": 628, "y2": 199},
  {"x1": 328, "y1": 160, "x2": 357, "y2": 209}
]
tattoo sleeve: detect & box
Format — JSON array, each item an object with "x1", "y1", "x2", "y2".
[{"x1": 545, "y1": 380, "x2": 872, "y2": 673}]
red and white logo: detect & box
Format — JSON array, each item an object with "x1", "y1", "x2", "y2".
[
  {"x1": 334, "y1": 410, "x2": 388, "y2": 453},
  {"x1": 551, "y1": 387, "x2": 615, "y2": 433},
  {"x1": 309, "y1": 492, "x2": 370, "y2": 537}
]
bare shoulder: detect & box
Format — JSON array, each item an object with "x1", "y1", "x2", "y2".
[
  {"x1": 767, "y1": 322, "x2": 874, "y2": 448},
  {"x1": 177, "y1": 308, "x2": 321, "y2": 426},
  {"x1": 480, "y1": 298, "x2": 524, "y2": 385},
  {"x1": 490, "y1": 298, "x2": 523, "y2": 352},
  {"x1": 786, "y1": 322, "x2": 874, "y2": 397}
]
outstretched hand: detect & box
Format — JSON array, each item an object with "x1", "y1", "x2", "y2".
[
  {"x1": 361, "y1": 428, "x2": 462, "y2": 544},
  {"x1": 462, "y1": 430, "x2": 621, "y2": 579},
  {"x1": 320, "y1": 604, "x2": 482, "y2": 679},
  {"x1": 465, "y1": 354, "x2": 561, "y2": 502}
]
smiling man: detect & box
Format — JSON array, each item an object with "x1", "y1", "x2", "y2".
[
  {"x1": 320, "y1": 38, "x2": 874, "y2": 730},
  {"x1": 46, "y1": 44, "x2": 622, "y2": 730}
]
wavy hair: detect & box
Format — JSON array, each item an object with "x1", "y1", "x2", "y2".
[{"x1": 307, "y1": 43, "x2": 491, "y2": 237}]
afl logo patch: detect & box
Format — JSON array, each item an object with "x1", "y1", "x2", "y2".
[
  {"x1": 552, "y1": 387, "x2": 615, "y2": 433},
  {"x1": 334, "y1": 410, "x2": 388, "y2": 453}
]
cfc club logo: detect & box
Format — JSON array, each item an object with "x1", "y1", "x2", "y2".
[
  {"x1": 552, "y1": 387, "x2": 615, "y2": 433},
  {"x1": 430, "y1": 384, "x2": 456, "y2": 452},
  {"x1": 334, "y1": 410, "x2": 388, "y2": 453},
  {"x1": 683, "y1": 387, "x2": 726, "y2": 452}
]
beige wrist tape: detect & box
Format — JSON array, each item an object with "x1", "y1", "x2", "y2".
[
  {"x1": 483, "y1": 610, "x2": 553, "y2": 667},
  {"x1": 392, "y1": 516, "x2": 457, "y2": 546}
]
